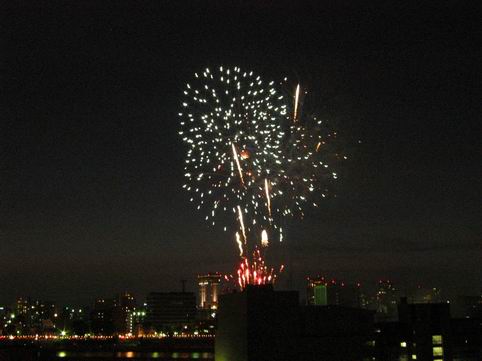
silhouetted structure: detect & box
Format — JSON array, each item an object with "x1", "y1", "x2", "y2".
[
  {"x1": 145, "y1": 292, "x2": 196, "y2": 331},
  {"x1": 453, "y1": 295, "x2": 482, "y2": 318},
  {"x1": 451, "y1": 317, "x2": 482, "y2": 361},
  {"x1": 306, "y1": 277, "x2": 361, "y2": 308},
  {"x1": 216, "y1": 285, "x2": 299, "y2": 361},
  {"x1": 397, "y1": 298, "x2": 453, "y2": 361},
  {"x1": 216, "y1": 285, "x2": 374, "y2": 361}
]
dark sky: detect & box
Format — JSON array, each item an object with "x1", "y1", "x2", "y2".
[{"x1": 1, "y1": 1, "x2": 480, "y2": 305}]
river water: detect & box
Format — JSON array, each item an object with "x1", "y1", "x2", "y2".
[{"x1": 49, "y1": 350, "x2": 214, "y2": 360}]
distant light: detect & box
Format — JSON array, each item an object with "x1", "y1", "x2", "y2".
[{"x1": 401, "y1": 341, "x2": 407, "y2": 348}]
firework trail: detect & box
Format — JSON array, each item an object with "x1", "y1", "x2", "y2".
[
  {"x1": 237, "y1": 205, "x2": 247, "y2": 244},
  {"x1": 264, "y1": 178, "x2": 271, "y2": 218},
  {"x1": 293, "y1": 83, "x2": 300, "y2": 122}
]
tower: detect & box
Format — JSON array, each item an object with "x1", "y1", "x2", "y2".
[{"x1": 198, "y1": 273, "x2": 222, "y2": 310}]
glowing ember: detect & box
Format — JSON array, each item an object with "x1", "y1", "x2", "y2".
[{"x1": 236, "y1": 247, "x2": 283, "y2": 289}]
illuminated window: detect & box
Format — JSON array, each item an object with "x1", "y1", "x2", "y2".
[
  {"x1": 433, "y1": 346, "x2": 443, "y2": 357},
  {"x1": 400, "y1": 341, "x2": 407, "y2": 347},
  {"x1": 432, "y1": 335, "x2": 442, "y2": 345},
  {"x1": 411, "y1": 355, "x2": 417, "y2": 360}
]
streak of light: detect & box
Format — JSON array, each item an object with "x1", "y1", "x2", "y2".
[
  {"x1": 293, "y1": 83, "x2": 300, "y2": 122},
  {"x1": 264, "y1": 178, "x2": 272, "y2": 217},
  {"x1": 231, "y1": 142, "x2": 245, "y2": 186},
  {"x1": 235, "y1": 232, "x2": 244, "y2": 256},
  {"x1": 237, "y1": 205, "x2": 247, "y2": 244}
]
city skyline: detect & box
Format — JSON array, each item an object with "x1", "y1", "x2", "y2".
[{"x1": 2, "y1": 1, "x2": 480, "y2": 305}]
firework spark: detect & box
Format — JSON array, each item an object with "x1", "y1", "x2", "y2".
[
  {"x1": 235, "y1": 232, "x2": 244, "y2": 257},
  {"x1": 264, "y1": 178, "x2": 271, "y2": 217},
  {"x1": 231, "y1": 142, "x2": 245, "y2": 187},
  {"x1": 293, "y1": 83, "x2": 300, "y2": 122},
  {"x1": 236, "y1": 247, "x2": 279, "y2": 289},
  {"x1": 237, "y1": 205, "x2": 247, "y2": 244},
  {"x1": 261, "y1": 229, "x2": 269, "y2": 247}
]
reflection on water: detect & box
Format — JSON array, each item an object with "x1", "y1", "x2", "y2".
[{"x1": 55, "y1": 350, "x2": 213, "y2": 359}]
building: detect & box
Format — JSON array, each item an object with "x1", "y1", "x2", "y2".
[
  {"x1": 216, "y1": 285, "x2": 375, "y2": 361},
  {"x1": 58, "y1": 306, "x2": 88, "y2": 335},
  {"x1": 453, "y1": 295, "x2": 482, "y2": 318},
  {"x1": 90, "y1": 298, "x2": 114, "y2": 335},
  {"x1": 112, "y1": 292, "x2": 136, "y2": 335},
  {"x1": 374, "y1": 279, "x2": 400, "y2": 321},
  {"x1": 198, "y1": 273, "x2": 222, "y2": 310},
  {"x1": 397, "y1": 298, "x2": 453, "y2": 361},
  {"x1": 216, "y1": 285, "x2": 299, "y2": 361},
  {"x1": 306, "y1": 277, "x2": 361, "y2": 308},
  {"x1": 145, "y1": 292, "x2": 196, "y2": 331},
  {"x1": 450, "y1": 317, "x2": 482, "y2": 361},
  {"x1": 13, "y1": 297, "x2": 57, "y2": 334},
  {"x1": 373, "y1": 297, "x2": 482, "y2": 361},
  {"x1": 410, "y1": 285, "x2": 442, "y2": 304},
  {"x1": 307, "y1": 276, "x2": 327, "y2": 305},
  {"x1": 129, "y1": 307, "x2": 147, "y2": 336}
]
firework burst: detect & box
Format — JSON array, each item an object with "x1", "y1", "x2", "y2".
[
  {"x1": 179, "y1": 66, "x2": 287, "y2": 232},
  {"x1": 179, "y1": 66, "x2": 344, "y2": 289}
]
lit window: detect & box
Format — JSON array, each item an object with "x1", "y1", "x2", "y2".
[
  {"x1": 433, "y1": 346, "x2": 443, "y2": 357},
  {"x1": 432, "y1": 335, "x2": 442, "y2": 345},
  {"x1": 400, "y1": 341, "x2": 407, "y2": 347},
  {"x1": 411, "y1": 355, "x2": 417, "y2": 360}
]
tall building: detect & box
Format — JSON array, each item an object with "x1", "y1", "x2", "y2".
[
  {"x1": 216, "y1": 285, "x2": 375, "y2": 361},
  {"x1": 198, "y1": 273, "x2": 222, "y2": 310},
  {"x1": 112, "y1": 292, "x2": 136, "y2": 335},
  {"x1": 145, "y1": 292, "x2": 196, "y2": 331},
  {"x1": 397, "y1": 298, "x2": 453, "y2": 361},
  {"x1": 306, "y1": 277, "x2": 361, "y2": 308},
  {"x1": 307, "y1": 277, "x2": 327, "y2": 305},
  {"x1": 375, "y1": 279, "x2": 400, "y2": 321},
  {"x1": 129, "y1": 307, "x2": 146, "y2": 336},
  {"x1": 90, "y1": 298, "x2": 114, "y2": 335}
]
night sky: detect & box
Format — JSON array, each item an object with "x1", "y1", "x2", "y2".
[{"x1": 2, "y1": 1, "x2": 480, "y2": 305}]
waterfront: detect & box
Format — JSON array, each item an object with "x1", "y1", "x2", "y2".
[{"x1": 49, "y1": 351, "x2": 214, "y2": 360}]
